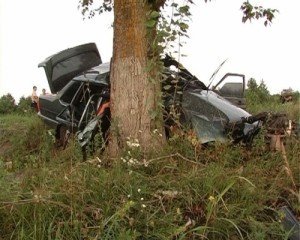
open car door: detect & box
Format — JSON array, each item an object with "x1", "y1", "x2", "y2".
[{"x1": 211, "y1": 73, "x2": 246, "y2": 108}]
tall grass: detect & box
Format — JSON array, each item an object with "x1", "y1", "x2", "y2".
[
  {"x1": 246, "y1": 93, "x2": 299, "y2": 120},
  {"x1": 0, "y1": 112, "x2": 299, "y2": 239}
]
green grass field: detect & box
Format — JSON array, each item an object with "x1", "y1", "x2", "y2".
[{"x1": 0, "y1": 98, "x2": 299, "y2": 239}]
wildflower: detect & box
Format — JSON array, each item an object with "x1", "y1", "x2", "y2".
[
  {"x1": 33, "y1": 194, "x2": 41, "y2": 202},
  {"x1": 127, "y1": 158, "x2": 138, "y2": 166},
  {"x1": 131, "y1": 142, "x2": 140, "y2": 147},
  {"x1": 140, "y1": 198, "x2": 144, "y2": 201},
  {"x1": 129, "y1": 158, "x2": 134, "y2": 164},
  {"x1": 127, "y1": 194, "x2": 131, "y2": 198},
  {"x1": 143, "y1": 159, "x2": 149, "y2": 167},
  {"x1": 129, "y1": 217, "x2": 135, "y2": 226},
  {"x1": 141, "y1": 204, "x2": 146, "y2": 208},
  {"x1": 160, "y1": 190, "x2": 179, "y2": 198},
  {"x1": 208, "y1": 196, "x2": 215, "y2": 202},
  {"x1": 126, "y1": 138, "x2": 140, "y2": 148},
  {"x1": 138, "y1": 188, "x2": 141, "y2": 193}
]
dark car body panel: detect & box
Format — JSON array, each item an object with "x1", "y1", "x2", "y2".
[
  {"x1": 38, "y1": 95, "x2": 64, "y2": 126},
  {"x1": 38, "y1": 43, "x2": 102, "y2": 94}
]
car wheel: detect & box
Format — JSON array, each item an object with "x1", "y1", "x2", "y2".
[
  {"x1": 56, "y1": 126, "x2": 71, "y2": 149},
  {"x1": 62, "y1": 129, "x2": 71, "y2": 150}
]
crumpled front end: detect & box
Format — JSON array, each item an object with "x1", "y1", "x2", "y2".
[{"x1": 182, "y1": 90, "x2": 261, "y2": 144}]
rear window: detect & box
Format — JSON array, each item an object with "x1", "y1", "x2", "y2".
[
  {"x1": 52, "y1": 52, "x2": 101, "y2": 82},
  {"x1": 60, "y1": 81, "x2": 82, "y2": 104}
]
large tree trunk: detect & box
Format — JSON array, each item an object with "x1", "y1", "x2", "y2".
[{"x1": 109, "y1": 0, "x2": 165, "y2": 156}]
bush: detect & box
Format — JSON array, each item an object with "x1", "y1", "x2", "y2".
[
  {"x1": 245, "y1": 78, "x2": 271, "y2": 107},
  {"x1": 0, "y1": 93, "x2": 16, "y2": 114},
  {"x1": 245, "y1": 79, "x2": 299, "y2": 120},
  {"x1": 17, "y1": 96, "x2": 34, "y2": 114},
  {"x1": 292, "y1": 90, "x2": 300, "y2": 104}
]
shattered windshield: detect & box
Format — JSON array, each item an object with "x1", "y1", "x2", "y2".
[{"x1": 182, "y1": 91, "x2": 228, "y2": 143}]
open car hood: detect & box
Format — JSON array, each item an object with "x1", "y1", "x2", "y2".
[{"x1": 38, "y1": 43, "x2": 102, "y2": 94}]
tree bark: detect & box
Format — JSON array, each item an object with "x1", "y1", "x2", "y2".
[{"x1": 109, "y1": 0, "x2": 165, "y2": 156}]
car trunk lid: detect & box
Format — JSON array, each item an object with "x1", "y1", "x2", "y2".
[{"x1": 38, "y1": 43, "x2": 102, "y2": 94}]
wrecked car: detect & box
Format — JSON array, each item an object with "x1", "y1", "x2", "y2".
[
  {"x1": 162, "y1": 56, "x2": 260, "y2": 144},
  {"x1": 38, "y1": 43, "x2": 110, "y2": 148},
  {"x1": 38, "y1": 43, "x2": 261, "y2": 149}
]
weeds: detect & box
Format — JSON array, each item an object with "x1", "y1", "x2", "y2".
[
  {"x1": 0, "y1": 112, "x2": 299, "y2": 239},
  {"x1": 246, "y1": 94, "x2": 299, "y2": 121}
]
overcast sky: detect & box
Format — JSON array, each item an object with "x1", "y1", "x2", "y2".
[{"x1": 1, "y1": 0, "x2": 300, "y2": 101}]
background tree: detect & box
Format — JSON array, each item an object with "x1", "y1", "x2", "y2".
[
  {"x1": 247, "y1": 78, "x2": 258, "y2": 91},
  {"x1": 17, "y1": 96, "x2": 34, "y2": 114},
  {"x1": 246, "y1": 78, "x2": 271, "y2": 106},
  {"x1": 79, "y1": 0, "x2": 277, "y2": 156},
  {"x1": 0, "y1": 94, "x2": 16, "y2": 114}
]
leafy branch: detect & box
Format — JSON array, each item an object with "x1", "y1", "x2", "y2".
[{"x1": 241, "y1": 1, "x2": 278, "y2": 26}]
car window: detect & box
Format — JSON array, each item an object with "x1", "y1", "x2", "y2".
[
  {"x1": 215, "y1": 75, "x2": 244, "y2": 98},
  {"x1": 219, "y1": 82, "x2": 243, "y2": 97},
  {"x1": 60, "y1": 81, "x2": 82, "y2": 104}
]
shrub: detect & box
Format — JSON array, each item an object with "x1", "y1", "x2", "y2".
[
  {"x1": 17, "y1": 96, "x2": 34, "y2": 114},
  {"x1": 245, "y1": 79, "x2": 299, "y2": 120},
  {"x1": 0, "y1": 93, "x2": 16, "y2": 114},
  {"x1": 292, "y1": 90, "x2": 300, "y2": 104},
  {"x1": 245, "y1": 78, "x2": 271, "y2": 107}
]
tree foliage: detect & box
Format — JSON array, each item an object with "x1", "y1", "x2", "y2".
[
  {"x1": 17, "y1": 96, "x2": 34, "y2": 114},
  {"x1": 79, "y1": 0, "x2": 277, "y2": 26},
  {"x1": 246, "y1": 78, "x2": 271, "y2": 106},
  {"x1": 241, "y1": 2, "x2": 278, "y2": 26},
  {"x1": 0, "y1": 94, "x2": 34, "y2": 115},
  {"x1": 78, "y1": 0, "x2": 278, "y2": 73},
  {"x1": 0, "y1": 94, "x2": 16, "y2": 114},
  {"x1": 78, "y1": 0, "x2": 278, "y2": 83}
]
